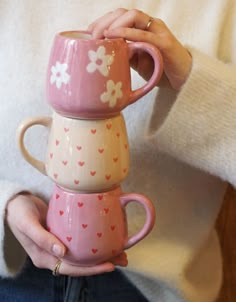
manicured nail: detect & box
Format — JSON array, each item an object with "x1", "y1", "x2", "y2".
[{"x1": 52, "y1": 244, "x2": 64, "y2": 258}]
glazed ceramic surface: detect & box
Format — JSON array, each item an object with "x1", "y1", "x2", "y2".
[
  {"x1": 46, "y1": 31, "x2": 163, "y2": 118},
  {"x1": 47, "y1": 185, "x2": 156, "y2": 265},
  {"x1": 17, "y1": 112, "x2": 129, "y2": 192}
]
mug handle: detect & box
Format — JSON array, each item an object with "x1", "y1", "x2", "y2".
[
  {"x1": 127, "y1": 42, "x2": 163, "y2": 104},
  {"x1": 17, "y1": 116, "x2": 52, "y2": 175},
  {"x1": 120, "y1": 193, "x2": 156, "y2": 249}
]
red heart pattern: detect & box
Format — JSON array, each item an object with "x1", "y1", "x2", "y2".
[
  {"x1": 48, "y1": 189, "x2": 125, "y2": 264},
  {"x1": 104, "y1": 208, "x2": 109, "y2": 214},
  {"x1": 47, "y1": 121, "x2": 129, "y2": 191},
  {"x1": 97, "y1": 194, "x2": 103, "y2": 200},
  {"x1": 106, "y1": 123, "x2": 112, "y2": 130}
]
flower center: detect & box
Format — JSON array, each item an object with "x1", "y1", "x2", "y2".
[{"x1": 96, "y1": 58, "x2": 103, "y2": 65}]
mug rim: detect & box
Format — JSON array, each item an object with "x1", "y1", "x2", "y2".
[
  {"x1": 57, "y1": 30, "x2": 125, "y2": 42},
  {"x1": 54, "y1": 184, "x2": 122, "y2": 196}
]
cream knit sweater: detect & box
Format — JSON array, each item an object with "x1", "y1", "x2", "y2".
[{"x1": 0, "y1": 0, "x2": 236, "y2": 301}]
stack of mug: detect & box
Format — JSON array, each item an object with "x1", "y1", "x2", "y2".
[{"x1": 17, "y1": 31, "x2": 163, "y2": 266}]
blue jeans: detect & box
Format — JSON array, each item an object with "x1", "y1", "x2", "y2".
[{"x1": 0, "y1": 258, "x2": 149, "y2": 302}]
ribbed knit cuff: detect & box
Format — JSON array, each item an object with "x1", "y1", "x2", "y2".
[
  {"x1": 0, "y1": 181, "x2": 28, "y2": 277},
  {"x1": 146, "y1": 47, "x2": 236, "y2": 186}
]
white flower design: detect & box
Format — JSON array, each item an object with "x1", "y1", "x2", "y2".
[
  {"x1": 100, "y1": 80, "x2": 123, "y2": 108},
  {"x1": 86, "y1": 46, "x2": 114, "y2": 77},
  {"x1": 50, "y1": 61, "x2": 70, "y2": 89}
]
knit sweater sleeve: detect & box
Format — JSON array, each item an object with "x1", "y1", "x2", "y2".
[
  {"x1": 0, "y1": 181, "x2": 28, "y2": 277},
  {"x1": 146, "y1": 45, "x2": 236, "y2": 186}
]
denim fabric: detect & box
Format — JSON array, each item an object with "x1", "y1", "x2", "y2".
[
  {"x1": 0, "y1": 258, "x2": 56, "y2": 302},
  {"x1": 0, "y1": 258, "x2": 149, "y2": 302},
  {"x1": 64, "y1": 271, "x2": 149, "y2": 302}
]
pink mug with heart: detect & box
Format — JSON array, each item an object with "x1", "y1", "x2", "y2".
[
  {"x1": 47, "y1": 185, "x2": 156, "y2": 265},
  {"x1": 46, "y1": 30, "x2": 163, "y2": 118}
]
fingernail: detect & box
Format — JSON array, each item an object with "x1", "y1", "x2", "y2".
[
  {"x1": 52, "y1": 244, "x2": 64, "y2": 258},
  {"x1": 106, "y1": 264, "x2": 115, "y2": 272}
]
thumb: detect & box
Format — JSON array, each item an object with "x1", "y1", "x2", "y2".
[{"x1": 22, "y1": 216, "x2": 66, "y2": 258}]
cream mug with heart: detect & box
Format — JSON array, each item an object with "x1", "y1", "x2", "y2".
[
  {"x1": 47, "y1": 185, "x2": 156, "y2": 266},
  {"x1": 46, "y1": 30, "x2": 163, "y2": 118},
  {"x1": 17, "y1": 112, "x2": 129, "y2": 192}
]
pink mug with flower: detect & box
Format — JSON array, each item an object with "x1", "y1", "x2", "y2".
[
  {"x1": 46, "y1": 31, "x2": 163, "y2": 118},
  {"x1": 47, "y1": 185, "x2": 156, "y2": 266}
]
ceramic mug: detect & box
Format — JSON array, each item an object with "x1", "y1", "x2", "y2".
[
  {"x1": 46, "y1": 30, "x2": 163, "y2": 118},
  {"x1": 47, "y1": 185, "x2": 156, "y2": 265},
  {"x1": 17, "y1": 112, "x2": 130, "y2": 192}
]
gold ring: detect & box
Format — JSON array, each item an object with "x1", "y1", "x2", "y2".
[
  {"x1": 145, "y1": 17, "x2": 154, "y2": 31},
  {"x1": 52, "y1": 260, "x2": 62, "y2": 276}
]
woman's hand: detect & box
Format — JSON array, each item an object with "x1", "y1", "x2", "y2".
[
  {"x1": 6, "y1": 193, "x2": 128, "y2": 276},
  {"x1": 88, "y1": 8, "x2": 192, "y2": 91}
]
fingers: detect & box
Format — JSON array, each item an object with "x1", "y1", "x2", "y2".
[
  {"x1": 89, "y1": 8, "x2": 160, "y2": 39},
  {"x1": 105, "y1": 9, "x2": 151, "y2": 31},
  {"x1": 88, "y1": 9, "x2": 174, "y2": 53},
  {"x1": 54, "y1": 261, "x2": 115, "y2": 277},
  {"x1": 6, "y1": 194, "x2": 66, "y2": 262},
  {"x1": 20, "y1": 218, "x2": 66, "y2": 258},
  {"x1": 51, "y1": 252, "x2": 129, "y2": 277},
  {"x1": 110, "y1": 252, "x2": 128, "y2": 267},
  {"x1": 17, "y1": 232, "x2": 59, "y2": 269},
  {"x1": 11, "y1": 195, "x2": 66, "y2": 258},
  {"x1": 88, "y1": 8, "x2": 127, "y2": 38}
]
